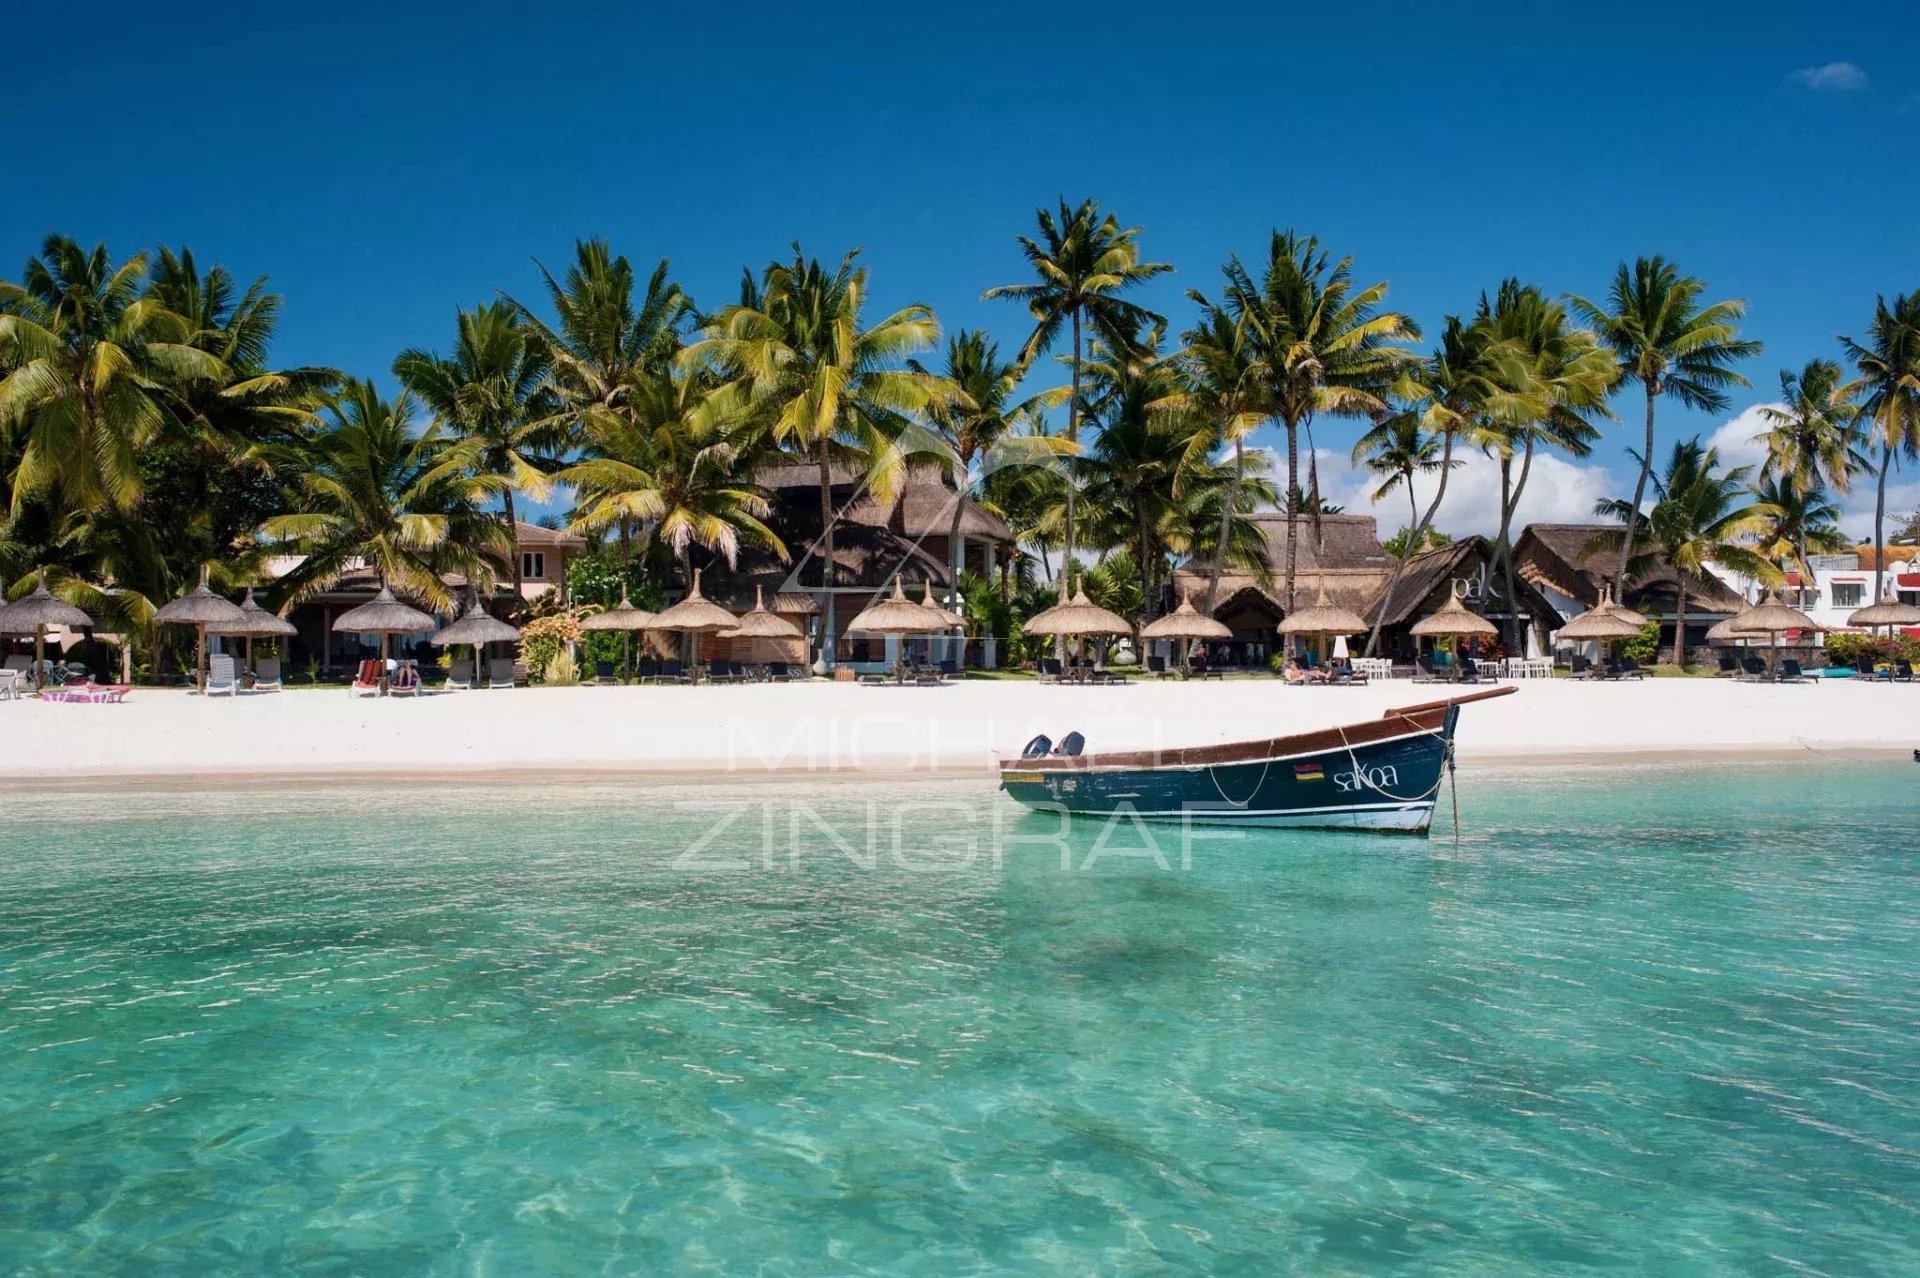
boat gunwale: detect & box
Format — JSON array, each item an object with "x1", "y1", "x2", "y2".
[{"x1": 997, "y1": 686, "x2": 1513, "y2": 773}]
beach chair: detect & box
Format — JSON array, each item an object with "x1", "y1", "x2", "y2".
[
  {"x1": 0, "y1": 669, "x2": 20, "y2": 700},
  {"x1": 42, "y1": 682, "x2": 131, "y2": 704},
  {"x1": 1189, "y1": 659, "x2": 1222, "y2": 680},
  {"x1": 657, "y1": 659, "x2": 687, "y2": 684},
  {"x1": 1327, "y1": 659, "x2": 1368, "y2": 686},
  {"x1": 389, "y1": 660, "x2": 423, "y2": 697},
  {"x1": 1716, "y1": 655, "x2": 1738, "y2": 677},
  {"x1": 1457, "y1": 657, "x2": 1484, "y2": 684},
  {"x1": 938, "y1": 660, "x2": 958, "y2": 681},
  {"x1": 1146, "y1": 654, "x2": 1169, "y2": 679},
  {"x1": 1038, "y1": 658, "x2": 1064, "y2": 683},
  {"x1": 443, "y1": 658, "x2": 473, "y2": 691},
  {"x1": 1895, "y1": 660, "x2": 1916, "y2": 683},
  {"x1": 207, "y1": 654, "x2": 239, "y2": 697},
  {"x1": 706, "y1": 658, "x2": 737, "y2": 683},
  {"x1": 728, "y1": 660, "x2": 750, "y2": 682},
  {"x1": 253, "y1": 658, "x2": 283, "y2": 692},
  {"x1": 1779, "y1": 659, "x2": 1814, "y2": 683},
  {"x1": 635, "y1": 658, "x2": 659, "y2": 683},
  {"x1": 349, "y1": 659, "x2": 382, "y2": 696},
  {"x1": 766, "y1": 661, "x2": 793, "y2": 682},
  {"x1": 592, "y1": 660, "x2": 617, "y2": 685},
  {"x1": 488, "y1": 658, "x2": 517, "y2": 689},
  {"x1": 1740, "y1": 656, "x2": 1767, "y2": 681}
]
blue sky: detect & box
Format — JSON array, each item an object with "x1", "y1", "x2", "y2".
[{"x1": 6, "y1": 1, "x2": 1915, "y2": 534}]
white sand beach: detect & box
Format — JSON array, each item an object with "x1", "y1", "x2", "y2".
[{"x1": 7, "y1": 677, "x2": 1914, "y2": 781}]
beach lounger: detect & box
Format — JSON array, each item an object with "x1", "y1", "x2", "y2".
[
  {"x1": 1607, "y1": 657, "x2": 1646, "y2": 681},
  {"x1": 706, "y1": 658, "x2": 738, "y2": 683},
  {"x1": 350, "y1": 659, "x2": 382, "y2": 696},
  {"x1": 207, "y1": 654, "x2": 239, "y2": 697},
  {"x1": 0, "y1": 669, "x2": 20, "y2": 700},
  {"x1": 635, "y1": 658, "x2": 659, "y2": 683},
  {"x1": 766, "y1": 661, "x2": 795, "y2": 682},
  {"x1": 1895, "y1": 660, "x2": 1916, "y2": 683},
  {"x1": 1739, "y1": 656, "x2": 1767, "y2": 681},
  {"x1": 1189, "y1": 659, "x2": 1223, "y2": 680},
  {"x1": 488, "y1": 658, "x2": 517, "y2": 689},
  {"x1": 656, "y1": 659, "x2": 688, "y2": 684},
  {"x1": 443, "y1": 658, "x2": 473, "y2": 691},
  {"x1": 593, "y1": 660, "x2": 617, "y2": 685},
  {"x1": 41, "y1": 682, "x2": 131, "y2": 704},
  {"x1": 938, "y1": 660, "x2": 958, "y2": 681},
  {"x1": 1717, "y1": 655, "x2": 1738, "y2": 677},
  {"x1": 253, "y1": 658, "x2": 283, "y2": 692},
  {"x1": 1778, "y1": 659, "x2": 1814, "y2": 684},
  {"x1": 390, "y1": 661, "x2": 423, "y2": 697},
  {"x1": 1038, "y1": 658, "x2": 1064, "y2": 683}
]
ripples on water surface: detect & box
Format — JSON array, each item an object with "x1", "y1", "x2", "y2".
[{"x1": 2, "y1": 762, "x2": 1918, "y2": 1275}]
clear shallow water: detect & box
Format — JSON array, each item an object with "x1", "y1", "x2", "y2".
[{"x1": 2, "y1": 763, "x2": 1918, "y2": 1275}]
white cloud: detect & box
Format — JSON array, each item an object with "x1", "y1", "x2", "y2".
[
  {"x1": 1287, "y1": 446, "x2": 1621, "y2": 539},
  {"x1": 1706, "y1": 403, "x2": 1776, "y2": 473},
  {"x1": 1789, "y1": 61, "x2": 1868, "y2": 91}
]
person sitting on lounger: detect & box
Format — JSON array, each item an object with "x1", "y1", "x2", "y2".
[{"x1": 1283, "y1": 657, "x2": 1329, "y2": 685}]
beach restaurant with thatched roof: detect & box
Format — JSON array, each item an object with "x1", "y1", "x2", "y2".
[
  {"x1": 1513, "y1": 523, "x2": 1745, "y2": 662},
  {"x1": 1173, "y1": 515, "x2": 1565, "y2": 666},
  {"x1": 688, "y1": 463, "x2": 1021, "y2": 673}
]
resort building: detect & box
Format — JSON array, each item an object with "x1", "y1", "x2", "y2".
[
  {"x1": 1512, "y1": 524, "x2": 1745, "y2": 660},
  {"x1": 689, "y1": 464, "x2": 1021, "y2": 672},
  {"x1": 1172, "y1": 514, "x2": 1563, "y2": 663},
  {"x1": 1712, "y1": 546, "x2": 1920, "y2": 640}
]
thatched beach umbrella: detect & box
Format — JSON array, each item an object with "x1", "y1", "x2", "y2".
[
  {"x1": 1140, "y1": 590, "x2": 1233, "y2": 642},
  {"x1": 850, "y1": 577, "x2": 947, "y2": 635},
  {"x1": 579, "y1": 586, "x2": 658, "y2": 681},
  {"x1": 430, "y1": 596, "x2": 521, "y2": 687},
  {"x1": 1141, "y1": 590, "x2": 1232, "y2": 673},
  {"x1": 209, "y1": 587, "x2": 298, "y2": 675},
  {"x1": 0, "y1": 570, "x2": 95, "y2": 692},
  {"x1": 915, "y1": 579, "x2": 965, "y2": 630},
  {"x1": 1279, "y1": 584, "x2": 1368, "y2": 638},
  {"x1": 154, "y1": 568, "x2": 248, "y2": 693},
  {"x1": 1729, "y1": 587, "x2": 1820, "y2": 681},
  {"x1": 1022, "y1": 589, "x2": 1131, "y2": 638},
  {"x1": 1847, "y1": 586, "x2": 1920, "y2": 638},
  {"x1": 332, "y1": 582, "x2": 436, "y2": 692},
  {"x1": 724, "y1": 586, "x2": 804, "y2": 639},
  {"x1": 1555, "y1": 587, "x2": 1647, "y2": 642},
  {"x1": 644, "y1": 569, "x2": 741, "y2": 675},
  {"x1": 1410, "y1": 584, "x2": 1497, "y2": 679}
]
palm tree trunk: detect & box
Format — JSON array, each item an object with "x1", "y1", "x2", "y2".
[
  {"x1": 1057, "y1": 311, "x2": 1081, "y2": 664},
  {"x1": 1497, "y1": 437, "x2": 1533, "y2": 656},
  {"x1": 1063, "y1": 311, "x2": 1081, "y2": 603},
  {"x1": 1674, "y1": 576, "x2": 1689, "y2": 670},
  {"x1": 818, "y1": 444, "x2": 837, "y2": 671},
  {"x1": 504, "y1": 490, "x2": 522, "y2": 600},
  {"x1": 1365, "y1": 429, "x2": 1458, "y2": 658},
  {"x1": 1874, "y1": 441, "x2": 1892, "y2": 604},
  {"x1": 1136, "y1": 505, "x2": 1156, "y2": 653},
  {"x1": 1613, "y1": 380, "x2": 1657, "y2": 598},
  {"x1": 1283, "y1": 415, "x2": 1300, "y2": 621},
  {"x1": 1204, "y1": 437, "x2": 1241, "y2": 616},
  {"x1": 1363, "y1": 473, "x2": 1420, "y2": 659},
  {"x1": 945, "y1": 456, "x2": 969, "y2": 664}
]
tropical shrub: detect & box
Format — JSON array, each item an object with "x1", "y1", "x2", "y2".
[
  {"x1": 520, "y1": 611, "x2": 582, "y2": 684},
  {"x1": 1620, "y1": 617, "x2": 1661, "y2": 665}
]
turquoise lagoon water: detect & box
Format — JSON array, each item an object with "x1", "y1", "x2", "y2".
[{"x1": 2, "y1": 762, "x2": 1918, "y2": 1275}]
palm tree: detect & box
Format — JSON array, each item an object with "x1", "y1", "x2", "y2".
[
  {"x1": 1755, "y1": 359, "x2": 1864, "y2": 500},
  {"x1": 1352, "y1": 409, "x2": 1455, "y2": 652},
  {"x1": 907, "y1": 330, "x2": 1062, "y2": 594},
  {"x1": 1478, "y1": 281, "x2": 1615, "y2": 650},
  {"x1": 0, "y1": 235, "x2": 224, "y2": 518},
  {"x1": 1749, "y1": 475, "x2": 1851, "y2": 587},
  {"x1": 1838, "y1": 290, "x2": 1920, "y2": 602},
  {"x1": 557, "y1": 370, "x2": 785, "y2": 579},
  {"x1": 687, "y1": 247, "x2": 939, "y2": 668},
  {"x1": 1071, "y1": 341, "x2": 1204, "y2": 637},
  {"x1": 1165, "y1": 303, "x2": 1266, "y2": 614},
  {"x1": 260, "y1": 379, "x2": 505, "y2": 610},
  {"x1": 1572, "y1": 256, "x2": 1761, "y2": 598},
  {"x1": 394, "y1": 302, "x2": 562, "y2": 597},
  {"x1": 1213, "y1": 230, "x2": 1419, "y2": 613},
  {"x1": 1589, "y1": 438, "x2": 1773, "y2": 669},
  {"x1": 984, "y1": 199, "x2": 1170, "y2": 606},
  {"x1": 1346, "y1": 315, "x2": 1497, "y2": 655}
]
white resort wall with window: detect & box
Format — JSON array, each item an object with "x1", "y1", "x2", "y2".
[{"x1": 1712, "y1": 550, "x2": 1920, "y2": 641}]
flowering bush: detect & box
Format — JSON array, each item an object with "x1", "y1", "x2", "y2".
[{"x1": 520, "y1": 612, "x2": 583, "y2": 684}]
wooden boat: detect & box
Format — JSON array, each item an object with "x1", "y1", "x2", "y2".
[{"x1": 997, "y1": 686, "x2": 1515, "y2": 834}]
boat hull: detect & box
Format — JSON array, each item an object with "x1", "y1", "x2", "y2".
[{"x1": 996, "y1": 690, "x2": 1514, "y2": 836}]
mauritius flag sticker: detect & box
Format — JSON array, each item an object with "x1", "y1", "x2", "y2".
[{"x1": 1294, "y1": 761, "x2": 1326, "y2": 782}]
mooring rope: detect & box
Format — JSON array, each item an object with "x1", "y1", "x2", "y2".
[{"x1": 1206, "y1": 752, "x2": 1275, "y2": 809}]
